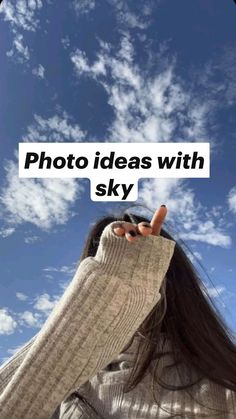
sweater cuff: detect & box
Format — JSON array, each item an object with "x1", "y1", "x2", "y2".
[{"x1": 94, "y1": 221, "x2": 176, "y2": 285}]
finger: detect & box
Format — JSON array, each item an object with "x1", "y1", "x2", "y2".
[
  {"x1": 150, "y1": 205, "x2": 167, "y2": 236},
  {"x1": 113, "y1": 226, "x2": 125, "y2": 236},
  {"x1": 122, "y1": 222, "x2": 138, "y2": 242},
  {"x1": 137, "y1": 222, "x2": 153, "y2": 236},
  {"x1": 112, "y1": 222, "x2": 138, "y2": 241},
  {"x1": 112, "y1": 222, "x2": 125, "y2": 236}
]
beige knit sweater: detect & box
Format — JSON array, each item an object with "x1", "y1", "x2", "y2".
[{"x1": 0, "y1": 221, "x2": 235, "y2": 418}]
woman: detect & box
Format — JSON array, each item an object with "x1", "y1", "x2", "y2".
[{"x1": 0, "y1": 205, "x2": 235, "y2": 418}]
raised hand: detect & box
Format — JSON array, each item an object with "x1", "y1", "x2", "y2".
[{"x1": 112, "y1": 205, "x2": 167, "y2": 242}]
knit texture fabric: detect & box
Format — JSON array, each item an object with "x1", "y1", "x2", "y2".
[
  {"x1": 0, "y1": 221, "x2": 175, "y2": 418},
  {"x1": 0, "y1": 221, "x2": 235, "y2": 418},
  {"x1": 56, "y1": 334, "x2": 236, "y2": 419}
]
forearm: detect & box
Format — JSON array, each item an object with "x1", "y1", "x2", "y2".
[{"x1": 0, "y1": 222, "x2": 175, "y2": 419}]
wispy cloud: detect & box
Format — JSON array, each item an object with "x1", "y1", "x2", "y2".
[
  {"x1": 0, "y1": 160, "x2": 83, "y2": 231},
  {"x1": 107, "y1": 0, "x2": 155, "y2": 30},
  {"x1": 0, "y1": 0, "x2": 43, "y2": 62},
  {"x1": 72, "y1": 0, "x2": 155, "y2": 29},
  {"x1": 70, "y1": 35, "x2": 234, "y2": 247},
  {"x1": 0, "y1": 227, "x2": 15, "y2": 238},
  {"x1": 61, "y1": 36, "x2": 70, "y2": 50},
  {"x1": 22, "y1": 113, "x2": 86, "y2": 142},
  {"x1": 6, "y1": 33, "x2": 30, "y2": 63},
  {"x1": 0, "y1": 111, "x2": 86, "y2": 232},
  {"x1": 71, "y1": 35, "x2": 214, "y2": 144},
  {"x1": 16, "y1": 292, "x2": 28, "y2": 301},
  {"x1": 0, "y1": 0, "x2": 43, "y2": 31},
  {"x1": 138, "y1": 178, "x2": 231, "y2": 248},
  {"x1": 32, "y1": 64, "x2": 45, "y2": 79},
  {"x1": 73, "y1": 0, "x2": 96, "y2": 16},
  {"x1": 197, "y1": 45, "x2": 236, "y2": 107},
  {"x1": 24, "y1": 235, "x2": 41, "y2": 244},
  {"x1": 43, "y1": 263, "x2": 77, "y2": 276},
  {"x1": 71, "y1": 49, "x2": 107, "y2": 78}
]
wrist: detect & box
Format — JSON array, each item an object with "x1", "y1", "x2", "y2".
[{"x1": 94, "y1": 222, "x2": 176, "y2": 287}]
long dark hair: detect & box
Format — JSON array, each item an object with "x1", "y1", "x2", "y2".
[{"x1": 78, "y1": 209, "x2": 236, "y2": 417}]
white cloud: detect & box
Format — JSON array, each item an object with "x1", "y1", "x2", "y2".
[
  {"x1": 228, "y1": 186, "x2": 236, "y2": 213},
  {"x1": 198, "y1": 46, "x2": 236, "y2": 107},
  {"x1": 180, "y1": 224, "x2": 231, "y2": 247},
  {"x1": 44, "y1": 274, "x2": 54, "y2": 280},
  {"x1": 22, "y1": 114, "x2": 86, "y2": 142},
  {"x1": 120, "y1": 11, "x2": 148, "y2": 30},
  {"x1": 42, "y1": 263, "x2": 77, "y2": 292},
  {"x1": 0, "y1": 0, "x2": 43, "y2": 31},
  {"x1": 16, "y1": 292, "x2": 28, "y2": 301},
  {"x1": 71, "y1": 50, "x2": 107, "y2": 78},
  {"x1": 0, "y1": 309, "x2": 17, "y2": 335},
  {"x1": 73, "y1": 0, "x2": 96, "y2": 15},
  {"x1": 18, "y1": 311, "x2": 42, "y2": 328},
  {"x1": 58, "y1": 278, "x2": 72, "y2": 291},
  {"x1": 0, "y1": 227, "x2": 15, "y2": 238},
  {"x1": 43, "y1": 263, "x2": 76, "y2": 275},
  {"x1": 70, "y1": 36, "x2": 233, "y2": 248},
  {"x1": 138, "y1": 178, "x2": 231, "y2": 248},
  {"x1": 71, "y1": 35, "x2": 213, "y2": 144},
  {"x1": 33, "y1": 293, "x2": 60, "y2": 315},
  {"x1": 61, "y1": 36, "x2": 70, "y2": 49},
  {"x1": 107, "y1": 0, "x2": 154, "y2": 30},
  {"x1": 72, "y1": 0, "x2": 155, "y2": 29},
  {"x1": 0, "y1": 0, "x2": 43, "y2": 62},
  {"x1": 206, "y1": 285, "x2": 226, "y2": 298},
  {"x1": 32, "y1": 64, "x2": 45, "y2": 79},
  {"x1": 0, "y1": 160, "x2": 83, "y2": 230},
  {"x1": 24, "y1": 235, "x2": 41, "y2": 244},
  {"x1": 6, "y1": 33, "x2": 30, "y2": 62}
]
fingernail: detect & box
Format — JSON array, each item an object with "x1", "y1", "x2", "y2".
[
  {"x1": 128, "y1": 230, "x2": 137, "y2": 237},
  {"x1": 161, "y1": 204, "x2": 166, "y2": 207},
  {"x1": 142, "y1": 223, "x2": 151, "y2": 228}
]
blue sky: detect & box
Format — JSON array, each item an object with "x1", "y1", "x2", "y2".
[{"x1": 0, "y1": 0, "x2": 236, "y2": 364}]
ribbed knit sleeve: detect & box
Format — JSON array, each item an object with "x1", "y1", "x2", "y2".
[{"x1": 0, "y1": 221, "x2": 175, "y2": 419}]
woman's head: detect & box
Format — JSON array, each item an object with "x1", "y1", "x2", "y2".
[{"x1": 79, "y1": 209, "x2": 236, "y2": 416}]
